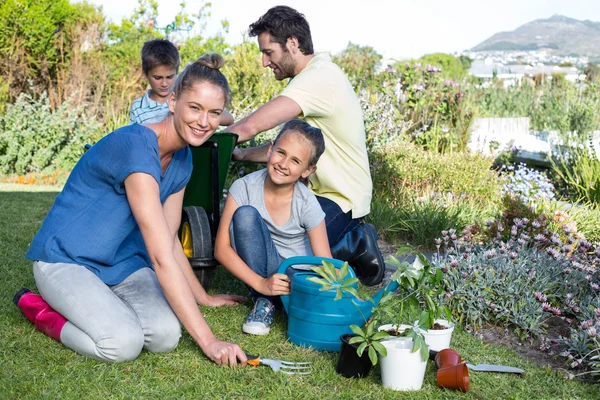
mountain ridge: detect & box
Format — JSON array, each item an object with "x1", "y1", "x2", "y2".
[{"x1": 471, "y1": 15, "x2": 600, "y2": 56}]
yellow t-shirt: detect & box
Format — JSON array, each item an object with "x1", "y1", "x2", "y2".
[{"x1": 280, "y1": 53, "x2": 372, "y2": 218}]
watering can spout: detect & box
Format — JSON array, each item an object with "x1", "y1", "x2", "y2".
[
  {"x1": 372, "y1": 279, "x2": 400, "y2": 304},
  {"x1": 356, "y1": 279, "x2": 400, "y2": 320}
]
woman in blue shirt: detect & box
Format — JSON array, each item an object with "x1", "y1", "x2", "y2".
[{"x1": 15, "y1": 53, "x2": 247, "y2": 366}]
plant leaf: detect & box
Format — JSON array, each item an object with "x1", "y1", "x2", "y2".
[
  {"x1": 350, "y1": 324, "x2": 365, "y2": 337},
  {"x1": 368, "y1": 346, "x2": 378, "y2": 366},
  {"x1": 372, "y1": 341, "x2": 388, "y2": 358},
  {"x1": 357, "y1": 341, "x2": 367, "y2": 356}
]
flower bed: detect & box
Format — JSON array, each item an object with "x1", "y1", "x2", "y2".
[{"x1": 433, "y1": 216, "x2": 600, "y2": 378}]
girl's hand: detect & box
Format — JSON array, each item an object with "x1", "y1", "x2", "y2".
[
  {"x1": 259, "y1": 274, "x2": 290, "y2": 296},
  {"x1": 203, "y1": 294, "x2": 247, "y2": 307}
]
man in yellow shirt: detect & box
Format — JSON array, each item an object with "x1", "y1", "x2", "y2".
[{"x1": 228, "y1": 6, "x2": 384, "y2": 285}]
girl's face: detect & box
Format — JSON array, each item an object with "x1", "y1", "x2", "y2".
[
  {"x1": 168, "y1": 81, "x2": 225, "y2": 147},
  {"x1": 266, "y1": 131, "x2": 316, "y2": 186}
]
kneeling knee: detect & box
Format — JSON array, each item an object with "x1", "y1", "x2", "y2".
[
  {"x1": 97, "y1": 330, "x2": 145, "y2": 363},
  {"x1": 145, "y1": 318, "x2": 181, "y2": 353}
]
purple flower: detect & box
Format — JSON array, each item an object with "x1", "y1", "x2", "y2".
[
  {"x1": 551, "y1": 307, "x2": 562, "y2": 316},
  {"x1": 485, "y1": 249, "x2": 497, "y2": 259},
  {"x1": 534, "y1": 292, "x2": 547, "y2": 302},
  {"x1": 442, "y1": 126, "x2": 449, "y2": 133},
  {"x1": 591, "y1": 283, "x2": 599, "y2": 291},
  {"x1": 509, "y1": 251, "x2": 518, "y2": 260},
  {"x1": 582, "y1": 320, "x2": 593, "y2": 329},
  {"x1": 595, "y1": 308, "x2": 600, "y2": 319},
  {"x1": 546, "y1": 248, "x2": 560, "y2": 260},
  {"x1": 451, "y1": 259, "x2": 458, "y2": 267},
  {"x1": 534, "y1": 234, "x2": 547, "y2": 242},
  {"x1": 532, "y1": 220, "x2": 541, "y2": 229},
  {"x1": 542, "y1": 302, "x2": 551, "y2": 311},
  {"x1": 461, "y1": 272, "x2": 468, "y2": 279},
  {"x1": 588, "y1": 327, "x2": 597, "y2": 337},
  {"x1": 442, "y1": 230, "x2": 448, "y2": 237}
]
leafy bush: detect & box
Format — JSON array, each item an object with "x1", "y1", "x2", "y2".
[
  {"x1": 0, "y1": 92, "x2": 101, "y2": 175},
  {"x1": 551, "y1": 147, "x2": 600, "y2": 205},
  {"x1": 367, "y1": 140, "x2": 502, "y2": 247}
]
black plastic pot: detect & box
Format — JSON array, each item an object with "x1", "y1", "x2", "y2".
[{"x1": 336, "y1": 334, "x2": 373, "y2": 378}]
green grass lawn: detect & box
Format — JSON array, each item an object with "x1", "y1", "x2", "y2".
[{"x1": 1, "y1": 184, "x2": 599, "y2": 399}]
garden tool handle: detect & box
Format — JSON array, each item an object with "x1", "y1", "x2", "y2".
[
  {"x1": 276, "y1": 256, "x2": 356, "y2": 277},
  {"x1": 245, "y1": 353, "x2": 261, "y2": 366}
]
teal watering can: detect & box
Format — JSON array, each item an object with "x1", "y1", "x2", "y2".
[{"x1": 278, "y1": 256, "x2": 399, "y2": 352}]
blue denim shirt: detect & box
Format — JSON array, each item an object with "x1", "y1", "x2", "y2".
[{"x1": 26, "y1": 124, "x2": 192, "y2": 285}]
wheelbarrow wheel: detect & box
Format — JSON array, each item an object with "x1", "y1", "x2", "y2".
[
  {"x1": 180, "y1": 206, "x2": 212, "y2": 259},
  {"x1": 179, "y1": 206, "x2": 216, "y2": 289}
]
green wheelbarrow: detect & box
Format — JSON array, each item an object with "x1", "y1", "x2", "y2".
[{"x1": 179, "y1": 131, "x2": 238, "y2": 290}]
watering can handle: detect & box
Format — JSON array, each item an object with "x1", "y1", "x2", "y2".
[
  {"x1": 277, "y1": 256, "x2": 356, "y2": 313},
  {"x1": 276, "y1": 256, "x2": 356, "y2": 277}
]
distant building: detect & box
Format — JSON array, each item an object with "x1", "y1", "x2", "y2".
[{"x1": 468, "y1": 59, "x2": 585, "y2": 87}]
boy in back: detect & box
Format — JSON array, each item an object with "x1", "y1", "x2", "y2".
[
  {"x1": 130, "y1": 39, "x2": 180, "y2": 125},
  {"x1": 130, "y1": 39, "x2": 234, "y2": 126}
]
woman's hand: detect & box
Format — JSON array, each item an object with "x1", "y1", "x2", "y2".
[
  {"x1": 202, "y1": 294, "x2": 247, "y2": 307},
  {"x1": 202, "y1": 339, "x2": 247, "y2": 366},
  {"x1": 258, "y1": 273, "x2": 290, "y2": 296}
]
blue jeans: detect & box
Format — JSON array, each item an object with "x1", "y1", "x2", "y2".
[
  {"x1": 33, "y1": 261, "x2": 181, "y2": 362},
  {"x1": 230, "y1": 206, "x2": 285, "y2": 304},
  {"x1": 316, "y1": 196, "x2": 362, "y2": 247}
]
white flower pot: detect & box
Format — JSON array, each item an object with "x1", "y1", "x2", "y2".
[
  {"x1": 379, "y1": 338, "x2": 427, "y2": 391},
  {"x1": 416, "y1": 319, "x2": 455, "y2": 352},
  {"x1": 377, "y1": 324, "x2": 413, "y2": 339}
]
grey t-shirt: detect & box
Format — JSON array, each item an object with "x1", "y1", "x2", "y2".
[{"x1": 228, "y1": 169, "x2": 325, "y2": 259}]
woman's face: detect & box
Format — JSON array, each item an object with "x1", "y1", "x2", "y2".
[{"x1": 169, "y1": 81, "x2": 225, "y2": 147}]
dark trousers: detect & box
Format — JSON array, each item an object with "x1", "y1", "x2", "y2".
[{"x1": 316, "y1": 196, "x2": 362, "y2": 247}]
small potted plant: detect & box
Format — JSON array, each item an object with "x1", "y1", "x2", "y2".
[
  {"x1": 387, "y1": 246, "x2": 454, "y2": 352},
  {"x1": 308, "y1": 261, "x2": 391, "y2": 378},
  {"x1": 309, "y1": 259, "x2": 431, "y2": 390}
]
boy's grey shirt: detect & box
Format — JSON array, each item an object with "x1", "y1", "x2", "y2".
[
  {"x1": 228, "y1": 169, "x2": 325, "y2": 259},
  {"x1": 130, "y1": 90, "x2": 171, "y2": 124}
]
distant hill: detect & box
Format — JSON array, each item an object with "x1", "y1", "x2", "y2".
[{"x1": 471, "y1": 15, "x2": 600, "y2": 57}]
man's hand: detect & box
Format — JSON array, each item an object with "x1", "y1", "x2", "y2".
[
  {"x1": 202, "y1": 339, "x2": 247, "y2": 366},
  {"x1": 232, "y1": 147, "x2": 244, "y2": 161},
  {"x1": 203, "y1": 294, "x2": 247, "y2": 307},
  {"x1": 258, "y1": 273, "x2": 290, "y2": 296}
]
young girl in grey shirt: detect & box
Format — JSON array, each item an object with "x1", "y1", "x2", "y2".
[{"x1": 215, "y1": 119, "x2": 331, "y2": 335}]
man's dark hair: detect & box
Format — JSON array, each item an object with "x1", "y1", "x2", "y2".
[
  {"x1": 248, "y1": 6, "x2": 314, "y2": 55},
  {"x1": 141, "y1": 39, "x2": 180, "y2": 74},
  {"x1": 274, "y1": 119, "x2": 325, "y2": 166}
]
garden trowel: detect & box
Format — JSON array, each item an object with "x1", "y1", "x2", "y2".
[
  {"x1": 465, "y1": 362, "x2": 524, "y2": 375},
  {"x1": 429, "y1": 350, "x2": 524, "y2": 375}
]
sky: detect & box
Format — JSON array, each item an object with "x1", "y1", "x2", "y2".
[{"x1": 87, "y1": 0, "x2": 600, "y2": 60}]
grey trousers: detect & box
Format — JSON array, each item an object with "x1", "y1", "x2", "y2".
[{"x1": 33, "y1": 261, "x2": 181, "y2": 362}]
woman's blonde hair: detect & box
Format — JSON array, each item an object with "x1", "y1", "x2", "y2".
[{"x1": 172, "y1": 53, "x2": 230, "y2": 106}]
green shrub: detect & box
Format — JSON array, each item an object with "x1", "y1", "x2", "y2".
[
  {"x1": 551, "y1": 147, "x2": 600, "y2": 205},
  {"x1": 368, "y1": 141, "x2": 502, "y2": 247},
  {"x1": 0, "y1": 92, "x2": 101, "y2": 175},
  {"x1": 370, "y1": 140, "x2": 502, "y2": 207}
]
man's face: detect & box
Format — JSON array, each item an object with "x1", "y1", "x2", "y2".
[{"x1": 258, "y1": 32, "x2": 296, "y2": 81}]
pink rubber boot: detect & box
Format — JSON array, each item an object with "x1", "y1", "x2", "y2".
[{"x1": 14, "y1": 288, "x2": 67, "y2": 342}]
